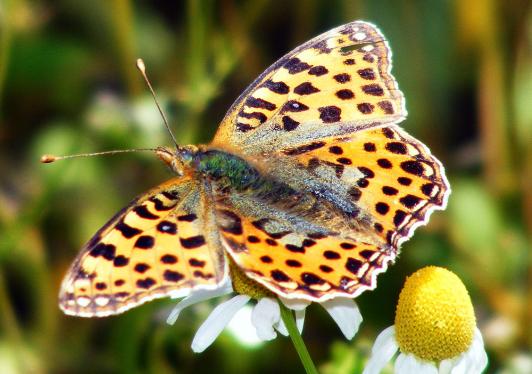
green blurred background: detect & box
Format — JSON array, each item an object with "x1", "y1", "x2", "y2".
[{"x1": 0, "y1": 1, "x2": 530, "y2": 373}]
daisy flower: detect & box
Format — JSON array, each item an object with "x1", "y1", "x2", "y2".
[
  {"x1": 363, "y1": 266, "x2": 488, "y2": 374},
  {"x1": 167, "y1": 260, "x2": 363, "y2": 353}
]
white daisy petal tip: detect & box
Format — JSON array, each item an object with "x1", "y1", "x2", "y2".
[
  {"x1": 362, "y1": 326, "x2": 398, "y2": 374},
  {"x1": 321, "y1": 298, "x2": 362, "y2": 340},
  {"x1": 190, "y1": 295, "x2": 250, "y2": 353},
  {"x1": 251, "y1": 297, "x2": 280, "y2": 341},
  {"x1": 274, "y1": 318, "x2": 289, "y2": 336},
  {"x1": 166, "y1": 281, "x2": 234, "y2": 325},
  {"x1": 295, "y1": 309, "x2": 305, "y2": 334}
]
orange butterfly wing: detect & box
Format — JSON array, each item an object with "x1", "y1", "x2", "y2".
[
  {"x1": 59, "y1": 176, "x2": 226, "y2": 317},
  {"x1": 211, "y1": 21, "x2": 406, "y2": 155}
]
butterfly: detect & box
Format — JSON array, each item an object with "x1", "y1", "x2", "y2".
[{"x1": 57, "y1": 21, "x2": 450, "y2": 317}]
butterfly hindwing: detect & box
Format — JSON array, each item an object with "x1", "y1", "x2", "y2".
[
  {"x1": 214, "y1": 189, "x2": 396, "y2": 300},
  {"x1": 267, "y1": 125, "x2": 450, "y2": 250},
  {"x1": 59, "y1": 176, "x2": 226, "y2": 317},
  {"x1": 212, "y1": 21, "x2": 406, "y2": 154}
]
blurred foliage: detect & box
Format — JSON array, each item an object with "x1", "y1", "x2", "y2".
[{"x1": 0, "y1": 0, "x2": 531, "y2": 373}]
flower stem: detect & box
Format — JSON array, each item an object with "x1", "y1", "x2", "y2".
[{"x1": 279, "y1": 302, "x2": 318, "y2": 374}]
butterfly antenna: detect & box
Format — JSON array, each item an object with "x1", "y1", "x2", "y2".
[
  {"x1": 136, "y1": 58, "x2": 179, "y2": 150},
  {"x1": 40, "y1": 148, "x2": 158, "y2": 164}
]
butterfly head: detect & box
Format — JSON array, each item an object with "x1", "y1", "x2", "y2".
[{"x1": 156, "y1": 145, "x2": 199, "y2": 176}]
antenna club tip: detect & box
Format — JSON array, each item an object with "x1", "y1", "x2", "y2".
[
  {"x1": 136, "y1": 58, "x2": 145, "y2": 72},
  {"x1": 40, "y1": 154, "x2": 57, "y2": 163}
]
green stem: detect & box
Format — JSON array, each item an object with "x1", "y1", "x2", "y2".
[{"x1": 279, "y1": 301, "x2": 318, "y2": 374}]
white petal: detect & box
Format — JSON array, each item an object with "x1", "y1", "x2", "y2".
[
  {"x1": 321, "y1": 298, "x2": 362, "y2": 339},
  {"x1": 470, "y1": 329, "x2": 488, "y2": 373},
  {"x1": 280, "y1": 296, "x2": 310, "y2": 311},
  {"x1": 451, "y1": 329, "x2": 488, "y2": 374},
  {"x1": 251, "y1": 298, "x2": 280, "y2": 341},
  {"x1": 438, "y1": 357, "x2": 456, "y2": 374},
  {"x1": 166, "y1": 281, "x2": 233, "y2": 325},
  {"x1": 295, "y1": 309, "x2": 305, "y2": 333},
  {"x1": 396, "y1": 353, "x2": 437, "y2": 374},
  {"x1": 449, "y1": 355, "x2": 468, "y2": 374},
  {"x1": 274, "y1": 318, "x2": 288, "y2": 336},
  {"x1": 417, "y1": 360, "x2": 439, "y2": 374},
  {"x1": 191, "y1": 295, "x2": 250, "y2": 353},
  {"x1": 362, "y1": 326, "x2": 398, "y2": 374},
  {"x1": 394, "y1": 353, "x2": 410, "y2": 373}
]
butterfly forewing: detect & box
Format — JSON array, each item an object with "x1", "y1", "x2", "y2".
[
  {"x1": 212, "y1": 21, "x2": 406, "y2": 154},
  {"x1": 59, "y1": 176, "x2": 226, "y2": 317}
]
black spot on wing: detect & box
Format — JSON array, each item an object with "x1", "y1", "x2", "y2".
[
  {"x1": 271, "y1": 270, "x2": 291, "y2": 282},
  {"x1": 386, "y1": 142, "x2": 408, "y2": 154},
  {"x1": 357, "y1": 68, "x2": 375, "y2": 80},
  {"x1": 293, "y1": 82, "x2": 319, "y2": 95},
  {"x1": 134, "y1": 263, "x2": 150, "y2": 273},
  {"x1": 401, "y1": 161, "x2": 425, "y2": 176},
  {"x1": 336, "y1": 89, "x2": 354, "y2": 100},
  {"x1": 323, "y1": 250, "x2": 341, "y2": 259},
  {"x1": 245, "y1": 97, "x2": 276, "y2": 111},
  {"x1": 364, "y1": 142, "x2": 376, "y2": 152},
  {"x1": 308, "y1": 65, "x2": 328, "y2": 76},
  {"x1": 161, "y1": 254, "x2": 177, "y2": 264},
  {"x1": 115, "y1": 220, "x2": 141, "y2": 238},
  {"x1": 89, "y1": 243, "x2": 116, "y2": 260},
  {"x1": 283, "y1": 141, "x2": 326, "y2": 155},
  {"x1": 113, "y1": 256, "x2": 129, "y2": 267},
  {"x1": 157, "y1": 221, "x2": 177, "y2": 234},
  {"x1": 394, "y1": 210, "x2": 408, "y2": 226},
  {"x1": 333, "y1": 73, "x2": 350, "y2": 83},
  {"x1": 377, "y1": 158, "x2": 393, "y2": 169},
  {"x1": 345, "y1": 258, "x2": 362, "y2": 274},
  {"x1": 281, "y1": 100, "x2": 309, "y2": 113},
  {"x1": 263, "y1": 79, "x2": 289, "y2": 94},
  {"x1": 180, "y1": 236, "x2": 206, "y2": 249},
  {"x1": 378, "y1": 101, "x2": 394, "y2": 114},
  {"x1": 319, "y1": 106, "x2": 341, "y2": 123},
  {"x1": 398, "y1": 177, "x2": 412, "y2": 186},
  {"x1": 399, "y1": 194, "x2": 422, "y2": 209},
  {"x1": 150, "y1": 197, "x2": 176, "y2": 211},
  {"x1": 301, "y1": 272, "x2": 325, "y2": 285},
  {"x1": 284, "y1": 57, "x2": 311, "y2": 74},
  {"x1": 362, "y1": 84, "x2": 384, "y2": 96},
  {"x1": 282, "y1": 116, "x2": 300, "y2": 131},
  {"x1": 357, "y1": 103, "x2": 374, "y2": 114},
  {"x1": 136, "y1": 277, "x2": 156, "y2": 289},
  {"x1": 239, "y1": 111, "x2": 268, "y2": 123},
  {"x1": 236, "y1": 123, "x2": 254, "y2": 132},
  {"x1": 134, "y1": 235, "x2": 155, "y2": 249},
  {"x1": 134, "y1": 205, "x2": 159, "y2": 219},
  {"x1": 164, "y1": 270, "x2": 184, "y2": 282},
  {"x1": 189, "y1": 258, "x2": 205, "y2": 267},
  {"x1": 178, "y1": 214, "x2": 197, "y2": 222}
]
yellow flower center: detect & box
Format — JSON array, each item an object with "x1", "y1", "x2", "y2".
[
  {"x1": 229, "y1": 257, "x2": 273, "y2": 300},
  {"x1": 394, "y1": 266, "x2": 475, "y2": 362}
]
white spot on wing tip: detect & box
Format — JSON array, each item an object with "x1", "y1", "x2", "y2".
[
  {"x1": 95, "y1": 296, "x2": 110, "y2": 306},
  {"x1": 354, "y1": 32, "x2": 367, "y2": 41},
  {"x1": 76, "y1": 296, "x2": 91, "y2": 307}
]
